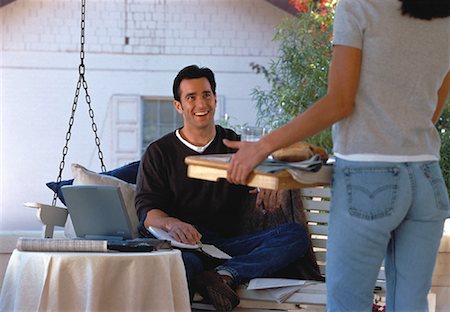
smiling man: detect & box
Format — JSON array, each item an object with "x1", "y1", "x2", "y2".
[{"x1": 135, "y1": 65, "x2": 309, "y2": 311}]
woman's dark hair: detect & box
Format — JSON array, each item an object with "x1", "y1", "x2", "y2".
[
  {"x1": 172, "y1": 65, "x2": 216, "y2": 102},
  {"x1": 399, "y1": 0, "x2": 450, "y2": 20}
]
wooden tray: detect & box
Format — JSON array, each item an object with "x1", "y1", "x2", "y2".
[{"x1": 185, "y1": 154, "x2": 331, "y2": 190}]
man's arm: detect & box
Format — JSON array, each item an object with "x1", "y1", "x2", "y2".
[
  {"x1": 136, "y1": 136, "x2": 202, "y2": 245},
  {"x1": 433, "y1": 71, "x2": 450, "y2": 124},
  {"x1": 144, "y1": 208, "x2": 202, "y2": 245}
]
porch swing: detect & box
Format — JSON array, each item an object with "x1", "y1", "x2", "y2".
[
  {"x1": 28, "y1": 0, "x2": 140, "y2": 238},
  {"x1": 22, "y1": 3, "x2": 342, "y2": 310}
]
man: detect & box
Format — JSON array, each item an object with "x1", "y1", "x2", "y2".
[{"x1": 135, "y1": 65, "x2": 309, "y2": 311}]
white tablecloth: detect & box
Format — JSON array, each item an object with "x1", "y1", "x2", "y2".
[{"x1": 0, "y1": 249, "x2": 190, "y2": 311}]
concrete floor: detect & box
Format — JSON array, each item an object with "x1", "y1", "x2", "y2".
[
  {"x1": 230, "y1": 251, "x2": 450, "y2": 312},
  {"x1": 431, "y1": 251, "x2": 450, "y2": 312}
]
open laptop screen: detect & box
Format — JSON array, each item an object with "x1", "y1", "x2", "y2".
[{"x1": 61, "y1": 185, "x2": 136, "y2": 240}]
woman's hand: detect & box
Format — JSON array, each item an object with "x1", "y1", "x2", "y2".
[{"x1": 223, "y1": 139, "x2": 270, "y2": 185}]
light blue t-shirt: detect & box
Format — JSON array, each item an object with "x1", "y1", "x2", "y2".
[{"x1": 332, "y1": 0, "x2": 450, "y2": 162}]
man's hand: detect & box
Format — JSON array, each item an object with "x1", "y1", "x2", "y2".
[
  {"x1": 167, "y1": 221, "x2": 202, "y2": 245},
  {"x1": 256, "y1": 188, "x2": 280, "y2": 210}
]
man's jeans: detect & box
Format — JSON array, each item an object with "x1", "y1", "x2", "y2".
[
  {"x1": 327, "y1": 159, "x2": 450, "y2": 312},
  {"x1": 182, "y1": 222, "x2": 309, "y2": 295}
]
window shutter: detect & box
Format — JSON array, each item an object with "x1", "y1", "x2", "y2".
[{"x1": 110, "y1": 95, "x2": 142, "y2": 167}]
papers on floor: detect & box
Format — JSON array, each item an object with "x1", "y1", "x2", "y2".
[{"x1": 246, "y1": 278, "x2": 306, "y2": 303}]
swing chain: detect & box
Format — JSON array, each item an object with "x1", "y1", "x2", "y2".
[{"x1": 52, "y1": 0, "x2": 106, "y2": 206}]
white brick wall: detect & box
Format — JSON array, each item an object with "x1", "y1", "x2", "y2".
[
  {"x1": 2, "y1": 0, "x2": 284, "y2": 56},
  {"x1": 1, "y1": 0, "x2": 289, "y2": 231}
]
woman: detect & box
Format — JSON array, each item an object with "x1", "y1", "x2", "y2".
[{"x1": 224, "y1": 0, "x2": 450, "y2": 310}]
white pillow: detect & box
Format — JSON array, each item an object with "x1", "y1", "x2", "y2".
[{"x1": 64, "y1": 163, "x2": 139, "y2": 238}]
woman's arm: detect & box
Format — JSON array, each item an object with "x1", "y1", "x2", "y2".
[
  {"x1": 433, "y1": 71, "x2": 450, "y2": 124},
  {"x1": 224, "y1": 45, "x2": 362, "y2": 185}
]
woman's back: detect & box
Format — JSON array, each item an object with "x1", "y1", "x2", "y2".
[{"x1": 332, "y1": 0, "x2": 450, "y2": 160}]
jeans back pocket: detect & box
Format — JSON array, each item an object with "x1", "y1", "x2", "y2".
[
  {"x1": 344, "y1": 167, "x2": 400, "y2": 220},
  {"x1": 420, "y1": 162, "x2": 450, "y2": 213}
]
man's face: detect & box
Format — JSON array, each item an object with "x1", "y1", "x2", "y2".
[{"x1": 174, "y1": 77, "x2": 217, "y2": 131}]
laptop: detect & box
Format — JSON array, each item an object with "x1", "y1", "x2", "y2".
[
  {"x1": 60, "y1": 185, "x2": 173, "y2": 252},
  {"x1": 61, "y1": 184, "x2": 138, "y2": 241}
]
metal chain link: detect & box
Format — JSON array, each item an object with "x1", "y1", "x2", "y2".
[{"x1": 52, "y1": 0, "x2": 106, "y2": 206}]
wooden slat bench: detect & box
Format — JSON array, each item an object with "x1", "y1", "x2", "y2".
[
  {"x1": 302, "y1": 187, "x2": 385, "y2": 288},
  {"x1": 233, "y1": 187, "x2": 436, "y2": 311},
  {"x1": 194, "y1": 187, "x2": 336, "y2": 311},
  {"x1": 234, "y1": 187, "x2": 337, "y2": 310}
]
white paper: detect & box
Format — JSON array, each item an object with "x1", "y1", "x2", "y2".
[
  {"x1": 262, "y1": 155, "x2": 323, "y2": 171},
  {"x1": 148, "y1": 226, "x2": 198, "y2": 249},
  {"x1": 247, "y1": 278, "x2": 306, "y2": 290},
  {"x1": 148, "y1": 226, "x2": 232, "y2": 259},
  {"x1": 263, "y1": 285, "x2": 304, "y2": 303},
  {"x1": 201, "y1": 244, "x2": 232, "y2": 259},
  {"x1": 199, "y1": 154, "x2": 232, "y2": 163}
]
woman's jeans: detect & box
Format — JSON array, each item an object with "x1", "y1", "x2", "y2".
[
  {"x1": 327, "y1": 159, "x2": 449, "y2": 312},
  {"x1": 182, "y1": 222, "x2": 309, "y2": 296}
]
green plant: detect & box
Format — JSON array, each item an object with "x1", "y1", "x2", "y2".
[
  {"x1": 437, "y1": 103, "x2": 450, "y2": 190},
  {"x1": 216, "y1": 113, "x2": 247, "y2": 133},
  {"x1": 252, "y1": 0, "x2": 450, "y2": 191},
  {"x1": 251, "y1": 0, "x2": 335, "y2": 151}
]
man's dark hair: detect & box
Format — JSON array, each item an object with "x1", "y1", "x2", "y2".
[
  {"x1": 172, "y1": 65, "x2": 216, "y2": 102},
  {"x1": 399, "y1": 0, "x2": 450, "y2": 20}
]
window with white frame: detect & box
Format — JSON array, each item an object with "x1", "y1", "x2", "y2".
[{"x1": 141, "y1": 98, "x2": 183, "y2": 152}]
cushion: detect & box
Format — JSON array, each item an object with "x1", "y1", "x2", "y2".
[
  {"x1": 64, "y1": 163, "x2": 140, "y2": 238},
  {"x1": 46, "y1": 161, "x2": 140, "y2": 205}
]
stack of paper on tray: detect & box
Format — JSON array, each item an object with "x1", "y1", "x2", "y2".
[
  {"x1": 256, "y1": 155, "x2": 333, "y2": 185},
  {"x1": 287, "y1": 165, "x2": 333, "y2": 185},
  {"x1": 185, "y1": 153, "x2": 332, "y2": 189},
  {"x1": 256, "y1": 155, "x2": 324, "y2": 173}
]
